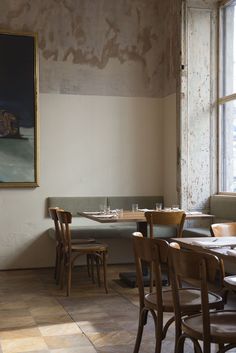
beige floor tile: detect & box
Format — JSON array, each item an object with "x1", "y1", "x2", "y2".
[
  {"x1": 0, "y1": 327, "x2": 41, "y2": 340},
  {"x1": 87, "y1": 331, "x2": 135, "y2": 347},
  {"x1": 44, "y1": 333, "x2": 92, "y2": 349},
  {"x1": 51, "y1": 348, "x2": 97, "y2": 353},
  {"x1": 0, "y1": 316, "x2": 36, "y2": 330},
  {"x1": 1, "y1": 265, "x2": 235, "y2": 353},
  {"x1": 33, "y1": 313, "x2": 74, "y2": 326},
  {"x1": 38, "y1": 322, "x2": 82, "y2": 336},
  {"x1": 30, "y1": 305, "x2": 66, "y2": 317},
  {"x1": 1, "y1": 337, "x2": 48, "y2": 353}
]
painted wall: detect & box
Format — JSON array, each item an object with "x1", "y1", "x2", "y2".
[{"x1": 0, "y1": 0, "x2": 179, "y2": 269}]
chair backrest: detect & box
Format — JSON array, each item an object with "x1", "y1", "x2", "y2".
[
  {"x1": 210, "y1": 222, "x2": 236, "y2": 237},
  {"x1": 145, "y1": 211, "x2": 186, "y2": 238},
  {"x1": 48, "y1": 207, "x2": 62, "y2": 243},
  {"x1": 132, "y1": 232, "x2": 169, "y2": 310},
  {"x1": 169, "y1": 245, "x2": 224, "y2": 351},
  {"x1": 56, "y1": 210, "x2": 72, "y2": 250}
]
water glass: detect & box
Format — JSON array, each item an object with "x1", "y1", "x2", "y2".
[
  {"x1": 155, "y1": 203, "x2": 163, "y2": 211},
  {"x1": 100, "y1": 204, "x2": 110, "y2": 214},
  {"x1": 116, "y1": 209, "x2": 124, "y2": 218},
  {"x1": 172, "y1": 205, "x2": 180, "y2": 210},
  {"x1": 132, "y1": 203, "x2": 139, "y2": 212}
]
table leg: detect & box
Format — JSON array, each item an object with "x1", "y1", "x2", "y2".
[
  {"x1": 119, "y1": 222, "x2": 150, "y2": 287},
  {"x1": 119, "y1": 221, "x2": 168, "y2": 287}
]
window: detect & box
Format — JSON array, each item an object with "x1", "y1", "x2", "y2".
[{"x1": 219, "y1": 0, "x2": 236, "y2": 192}]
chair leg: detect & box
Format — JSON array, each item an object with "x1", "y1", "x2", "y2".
[
  {"x1": 95, "y1": 255, "x2": 101, "y2": 287},
  {"x1": 54, "y1": 246, "x2": 59, "y2": 280},
  {"x1": 151, "y1": 309, "x2": 163, "y2": 353},
  {"x1": 133, "y1": 308, "x2": 148, "y2": 353},
  {"x1": 102, "y1": 251, "x2": 108, "y2": 294},
  {"x1": 87, "y1": 254, "x2": 91, "y2": 278},
  {"x1": 60, "y1": 254, "x2": 65, "y2": 290},
  {"x1": 91, "y1": 255, "x2": 95, "y2": 283},
  {"x1": 56, "y1": 247, "x2": 62, "y2": 285},
  {"x1": 67, "y1": 262, "x2": 72, "y2": 296}
]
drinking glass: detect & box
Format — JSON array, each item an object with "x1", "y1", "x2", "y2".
[
  {"x1": 172, "y1": 205, "x2": 180, "y2": 210},
  {"x1": 132, "y1": 203, "x2": 139, "y2": 212},
  {"x1": 156, "y1": 203, "x2": 163, "y2": 211}
]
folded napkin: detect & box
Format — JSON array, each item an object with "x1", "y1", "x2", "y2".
[
  {"x1": 186, "y1": 211, "x2": 202, "y2": 215},
  {"x1": 226, "y1": 249, "x2": 236, "y2": 257},
  {"x1": 93, "y1": 214, "x2": 114, "y2": 218},
  {"x1": 191, "y1": 240, "x2": 220, "y2": 248}
]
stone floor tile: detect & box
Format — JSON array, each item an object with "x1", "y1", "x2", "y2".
[
  {"x1": 38, "y1": 322, "x2": 82, "y2": 336},
  {"x1": 86, "y1": 331, "x2": 135, "y2": 348},
  {"x1": 44, "y1": 334, "x2": 92, "y2": 349},
  {"x1": 0, "y1": 327, "x2": 41, "y2": 340},
  {"x1": 1, "y1": 337, "x2": 48, "y2": 353}
]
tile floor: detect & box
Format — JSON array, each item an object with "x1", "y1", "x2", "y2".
[{"x1": 0, "y1": 264, "x2": 235, "y2": 353}]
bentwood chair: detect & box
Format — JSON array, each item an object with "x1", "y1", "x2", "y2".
[
  {"x1": 56, "y1": 210, "x2": 108, "y2": 296},
  {"x1": 48, "y1": 207, "x2": 95, "y2": 284},
  {"x1": 210, "y1": 222, "x2": 236, "y2": 237},
  {"x1": 169, "y1": 245, "x2": 236, "y2": 353},
  {"x1": 145, "y1": 211, "x2": 186, "y2": 239},
  {"x1": 144, "y1": 210, "x2": 186, "y2": 288},
  {"x1": 132, "y1": 233, "x2": 223, "y2": 353}
]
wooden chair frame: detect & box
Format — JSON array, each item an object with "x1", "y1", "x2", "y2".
[
  {"x1": 210, "y1": 222, "x2": 236, "y2": 237},
  {"x1": 169, "y1": 246, "x2": 236, "y2": 353},
  {"x1": 56, "y1": 210, "x2": 108, "y2": 296},
  {"x1": 145, "y1": 211, "x2": 186, "y2": 239},
  {"x1": 132, "y1": 233, "x2": 223, "y2": 353}
]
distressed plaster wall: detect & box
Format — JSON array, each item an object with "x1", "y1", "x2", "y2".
[
  {"x1": 0, "y1": 0, "x2": 180, "y2": 97},
  {"x1": 0, "y1": 0, "x2": 180, "y2": 268}
]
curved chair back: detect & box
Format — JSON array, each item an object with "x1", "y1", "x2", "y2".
[
  {"x1": 210, "y1": 222, "x2": 236, "y2": 237},
  {"x1": 145, "y1": 211, "x2": 186, "y2": 238},
  {"x1": 48, "y1": 207, "x2": 62, "y2": 243},
  {"x1": 169, "y1": 245, "x2": 224, "y2": 352},
  {"x1": 132, "y1": 232, "x2": 169, "y2": 308},
  {"x1": 56, "y1": 210, "x2": 72, "y2": 250}
]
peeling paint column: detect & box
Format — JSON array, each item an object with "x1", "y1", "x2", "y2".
[{"x1": 179, "y1": 0, "x2": 218, "y2": 212}]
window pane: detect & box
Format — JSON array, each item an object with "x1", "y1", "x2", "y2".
[
  {"x1": 220, "y1": 100, "x2": 236, "y2": 192},
  {"x1": 220, "y1": 2, "x2": 236, "y2": 97}
]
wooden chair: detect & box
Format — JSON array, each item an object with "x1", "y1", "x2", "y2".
[
  {"x1": 144, "y1": 210, "x2": 186, "y2": 287},
  {"x1": 169, "y1": 245, "x2": 236, "y2": 353},
  {"x1": 56, "y1": 209, "x2": 108, "y2": 296},
  {"x1": 210, "y1": 222, "x2": 236, "y2": 237},
  {"x1": 145, "y1": 210, "x2": 186, "y2": 239},
  {"x1": 48, "y1": 207, "x2": 95, "y2": 284},
  {"x1": 132, "y1": 232, "x2": 223, "y2": 353}
]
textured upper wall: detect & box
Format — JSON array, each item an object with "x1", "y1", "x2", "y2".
[{"x1": 0, "y1": 0, "x2": 180, "y2": 97}]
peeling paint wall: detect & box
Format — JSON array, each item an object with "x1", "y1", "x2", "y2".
[
  {"x1": 0, "y1": 0, "x2": 180, "y2": 97},
  {"x1": 0, "y1": 0, "x2": 181, "y2": 269},
  {"x1": 180, "y1": 0, "x2": 218, "y2": 211}
]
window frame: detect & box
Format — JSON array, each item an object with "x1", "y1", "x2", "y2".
[{"x1": 218, "y1": 0, "x2": 236, "y2": 194}]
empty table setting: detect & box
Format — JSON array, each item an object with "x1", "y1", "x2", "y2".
[{"x1": 170, "y1": 236, "x2": 236, "y2": 262}]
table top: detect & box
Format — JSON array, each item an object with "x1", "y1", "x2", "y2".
[
  {"x1": 77, "y1": 210, "x2": 215, "y2": 224},
  {"x1": 171, "y1": 237, "x2": 236, "y2": 262},
  {"x1": 77, "y1": 210, "x2": 146, "y2": 223}
]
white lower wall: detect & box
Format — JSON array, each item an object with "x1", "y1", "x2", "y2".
[{"x1": 0, "y1": 93, "x2": 167, "y2": 269}]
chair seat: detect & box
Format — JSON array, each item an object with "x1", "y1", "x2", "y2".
[
  {"x1": 72, "y1": 238, "x2": 95, "y2": 244},
  {"x1": 145, "y1": 288, "x2": 223, "y2": 312},
  {"x1": 224, "y1": 275, "x2": 236, "y2": 291},
  {"x1": 71, "y1": 243, "x2": 108, "y2": 253},
  {"x1": 182, "y1": 310, "x2": 236, "y2": 344}
]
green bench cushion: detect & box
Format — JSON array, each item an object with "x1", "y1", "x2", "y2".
[
  {"x1": 47, "y1": 197, "x2": 107, "y2": 216},
  {"x1": 108, "y1": 196, "x2": 163, "y2": 210}
]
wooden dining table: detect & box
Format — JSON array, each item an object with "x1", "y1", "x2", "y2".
[
  {"x1": 170, "y1": 236, "x2": 236, "y2": 263},
  {"x1": 78, "y1": 210, "x2": 215, "y2": 287}
]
